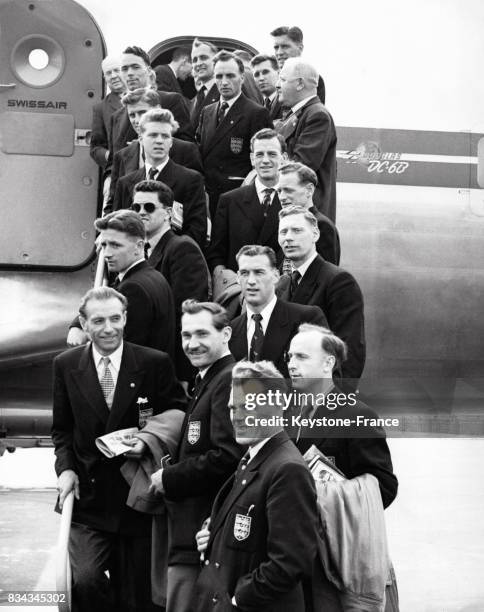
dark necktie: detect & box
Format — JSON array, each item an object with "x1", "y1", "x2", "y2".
[
  {"x1": 148, "y1": 166, "x2": 158, "y2": 180},
  {"x1": 235, "y1": 451, "x2": 250, "y2": 481},
  {"x1": 144, "y1": 242, "x2": 150, "y2": 259},
  {"x1": 261, "y1": 188, "x2": 273, "y2": 217},
  {"x1": 289, "y1": 270, "x2": 301, "y2": 299},
  {"x1": 264, "y1": 96, "x2": 272, "y2": 110},
  {"x1": 193, "y1": 85, "x2": 207, "y2": 121},
  {"x1": 249, "y1": 313, "x2": 264, "y2": 361},
  {"x1": 217, "y1": 101, "x2": 229, "y2": 125},
  {"x1": 112, "y1": 276, "x2": 121, "y2": 289}
]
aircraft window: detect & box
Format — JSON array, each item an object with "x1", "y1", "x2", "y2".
[{"x1": 28, "y1": 49, "x2": 49, "y2": 71}]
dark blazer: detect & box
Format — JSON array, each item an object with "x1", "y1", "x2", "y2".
[
  {"x1": 277, "y1": 254, "x2": 366, "y2": 384},
  {"x1": 148, "y1": 229, "x2": 210, "y2": 380},
  {"x1": 162, "y1": 354, "x2": 243, "y2": 565},
  {"x1": 113, "y1": 160, "x2": 207, "y2": 248},
  {"x1": 269, "y1": 94, "x2": 284, "y2": 121},
  {"x1": 90, "y1": 92, "x2": 123, "y2": 168},
  {"x1": 110, "y1": 90, "x2": 193, "y2": 153},
  {"x1": 317, "y1": 74, "x2": 326, "y2": 105},
  {"x1": 207, "y1": 183, "x2": 283, "y2": 272},
  {"x1": 291, "y1": 395, "x2": 398, "y2": 508},
  {"x1": 51, "y1": 341, "x2": 187, "y2": 534},
  {"x1": 197, "y1": 95, "x2": 272, "y2": 212},
  {"x1": 311, "y1": 206, "x2": 341, "y2": 265},
  {"x1": 118, "y1": 260, "x2": 176, "y2": 359},
  {"x1": 192, "y1": 431, "x2": 319, "y2": 612},
  {"x1": 190, "y1": 82, "x2": 220, "y2": 133},
  {"x1": 154, "y1": 64, "x2": 183, "y2": 95},
  {"x1": 108, "y1": 138, "x2": 203, "y2": 206},
  {"x1": 277, "y1": 96, "x2": 337, "y2": 222},
  {"x1": 229, "y1": 298, "x2": 327, "y2": 377}
]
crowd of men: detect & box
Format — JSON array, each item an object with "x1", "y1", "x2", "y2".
[{"x1": 53, "y1": 26, "x2": 398, "y2": 612}]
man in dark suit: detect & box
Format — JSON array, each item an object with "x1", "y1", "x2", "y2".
[
  {"x1": 150, "y1": 300, "x2": 243, "y2": 612},
  {"x1": 108, "y1": 88, "x2": 203, "y2": 208},
  {"x1": 276, "y1": 58, "x2": 337, "y2": 221},
  {"x1": 192, "y1": 360, "x2": 319, "y2": 612},
  {"x1": 197, "y1": 50, "x2": 272, "y2": 218},
  {"x1": 67, "y1": 211, "x2": 176, "y2": 360},
  {"x1": 154, "y1": 47, "x2": 193, "y2": 98},
  {"x1": 287, "y1": 324, "x2": 398, "y2": 507},
  {"x1": 229, "y1": 245, "x2": 326, "y2": 377},
  {"x1": 251, "y1": 54, "x2": 283, "y2": 121},
  {"x1": 190, "y1": 38, "x2": 221, "y2": 133},
  {"x1": 113, "y1": 108, "x2": 207, "y2": 248},
  {"x1": 110, "y1": 46, "x2": 192, "y2": 152},
  {"x1": 270, "y1": 25, "x2": 326, "y2": 104},
  {"x1": 52, "y1": 285, "x2": 186, "y2": 612},
  {"x1": 208, "y1": 128, "x2": 288, "y2": 273},
  {"x1": 133, "y1": 179, "x2": 209, "y2": 381},
  {"x1": 277, "y1": 206, "x2": 365, "y2": 386},
  {"x1": 277, "y1": 161, "x2": 340, "y2": 265},
  {"x1": 90, "y1": 55, "x2": 126, "y2": 169}
]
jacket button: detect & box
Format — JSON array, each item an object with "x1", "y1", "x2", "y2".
[
  {"x1": 204, "y1": 559, "x2": 210, "y2": 565},
  {"x1": 215, "y1": 562, "x2": 220, "y2": 568},
  {"x1": 212, "y1": 596, "x2": 218, "y2": 604},
  {"x1": 90, "y1": 478, "x2": 96, "y2": 483},
  {"x1": 242, "y1": 479, "x2": 247, "y2": 485}
]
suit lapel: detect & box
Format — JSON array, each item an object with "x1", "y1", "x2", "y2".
[
  {"x1": 205, "y1": 96, "x2": 244, "y2": 152},
  {"x1": 204, "y1": 83, "x2": 220, "y2": 107},
  {"x1": 105, "y1": 92, "x2": 122, "y2": 115},
  {"x1": 72, "y1": 344, "x2": 110, "y2": 424},
  {"x1": 293, "y1": 256, "x2": 322, "y2": 304},
  {"x1": 106, "y1": 343, "x2": 145, "y2": 432},
  {"x1": 209, "y1": 432, "x2": 288, "y2": 538},
  {"x1": 125, "y1": 141, "x2": 141, "y2": 173},
  {"x1": 261, "y1": 299, "x2": 291, "y2": 362},
  {"x1": 148, "y1": 229, "x2": 173, "y2": 271},
  {"x1": 230, "y1": 316, "x2": 248, "y2": 361},
  {"x1": 235, "y1": 184, "x2": 265, "y2": 226},
  {"x1": 157, "y1": 158, "x2": 176, "y2": 186}
]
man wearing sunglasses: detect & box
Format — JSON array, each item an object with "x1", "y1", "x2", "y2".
[{"x1": 131, "y1": 179, "x2": 209, "y2": 382}]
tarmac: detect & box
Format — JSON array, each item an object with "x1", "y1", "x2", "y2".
[{"x1": 0, "y1": 439, "x2": 483, "y2": 611}]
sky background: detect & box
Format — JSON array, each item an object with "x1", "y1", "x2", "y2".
[{"x1": 77, "y1": 0, "x2": 484, "y2": 132}]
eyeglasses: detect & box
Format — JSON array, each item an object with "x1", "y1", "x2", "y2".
[{"x1": 131, "y1": 202, "x2": 157, "y2": 214}]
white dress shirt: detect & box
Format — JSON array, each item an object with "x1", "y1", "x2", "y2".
[
  {"x1": 92, "y1": 341, "x2": 123, "y2": 395},
  {"x1": 254, "y1": 177, "x2": 277, "y2": 206},
  {"x1": 145, "y1": 157, "x2": 169, "y2": 180},
  {"x1": 295, "y1": 251, "x2": 318, "y2": 280}
]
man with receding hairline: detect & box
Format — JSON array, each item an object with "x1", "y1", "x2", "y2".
[{"x1": 276, "y1": 57, "x2": 337, "y2": 221}]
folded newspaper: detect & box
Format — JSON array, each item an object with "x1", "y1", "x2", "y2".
[
  {"x1": 95, "y1": 427, "x2": 139, "y2": 458},
  {"x1": 303, "y1": 444, "x2": 346, "y2": 483}
]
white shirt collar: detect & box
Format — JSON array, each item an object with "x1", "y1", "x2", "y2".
[
  {"x1": 291, "y1": 94, "x2": 317, "y2": 114},
  {"x1": 248, "y1": 431, "x2": 280, "y2": 462},
  {"x1": 254, "y1": 177, "x2": 277, "y2": 203},
  {"x1": 118, "y1": 258, "x2": 145, "y2": 282},
  {"x1": 265, "y1": 91, "x2": 278, "y2": 104},
  {"x1": 220, "y1": 91, "x2": 242, "y2": 110},
  {"x1": 246, "y1": 294, "x2": 278, "y2": 332},
  {"x1": 198, "y1": 78, "x2": 215, "y2": 93},
  {"x1": 146, "y1": 225, "x2": 171, "y2": 255},
  {"x1": 145, "y1": 157, "x2": 169, "y2": 179},
  {"x1": 198, "y1": 350, "x2": 231, "y2": 379},
  {"x1": 92, "y1": 341, "x2": 123, "y2": 373},
  {"x1": 296, "y1": 251, "x2": 318, "y2": 278}
]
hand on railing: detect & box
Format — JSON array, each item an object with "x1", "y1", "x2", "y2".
[{"x1": 56, "y1": 489, "x2": 74, "y2": 612}]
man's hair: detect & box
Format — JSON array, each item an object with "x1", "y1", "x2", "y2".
[
  {"x1": 181, "y1": 299, "x2": 230, "y2": 330},
  {"x1": 213, "y1": 50, "x2": 245, "y2": 74},
  {"x1": 123, "y1": 46, "x2": 151, "y2": 67},
  {"x1": 232, "y1": 360, "x2": 288, "y2": 405},
  {"x1": 297, "y1": 323, "x2": 348, "y2": 368},
  {"x1": 236, "y1": 245, "x2": 277, "y2": 268},
  {"x1": 270, "y1": 26, "x2": 304, "y2": 44},
  {"x1": 192, "y1": 38, "x2": 218, "y2": 54},
  {"x1": 138, "y1": 108, "x2": 179, "y2": 134},
  {"x1": 79, "y1": 286, "x2": 127, "y2": 320},
  {"x1": 171, "y1": 46, "x2": 191, "y2": 63},
  {"x1": 121, "y1": 87, "x2": 160, "y2": 108},
  {"x1": 283, "y1": 58, "x2": 318, "y2": 87},
  {"x1": 133, "y1": 180, "x2": 174, "y2": 207},
  {"x1": 250, "y1": 53, "x2": 279, "y2": 71},
  {"x1": 251, "y1": 128, "x2": 287, "y2": 153},
  {"x1": 94, "y1": 210, "x2": 146, "y2": 240},
  {"x1": 278, "y1": 205, "x2": 318, "y2": 229},
  {"x1": 233, "y1": 49, "x2": 252, "y2": 64},
  {"x1": 279, "y1": 161, "x2": 318, "y2": 186}
]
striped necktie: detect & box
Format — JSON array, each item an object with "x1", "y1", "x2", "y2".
[{"x1": 100, "y1": 357, "x2": 115, "y2": 408}]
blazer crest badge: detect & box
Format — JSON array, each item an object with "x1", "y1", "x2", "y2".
[{"x1": 187, "y1": 420, "x2": 201, "y2": 444}]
